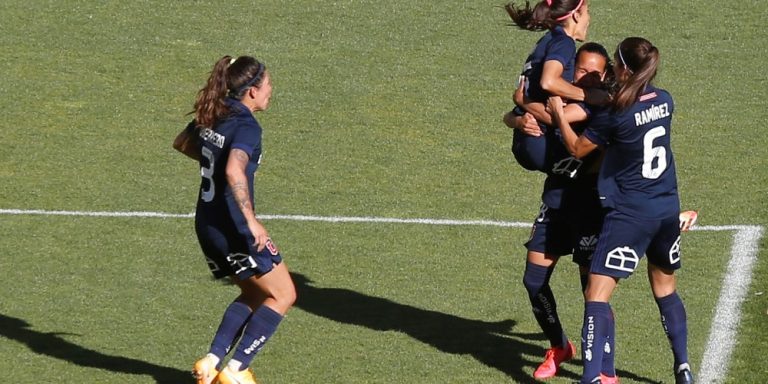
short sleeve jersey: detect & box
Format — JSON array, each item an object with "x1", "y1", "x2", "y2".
[
  {"x1": 192, "y1": 99, "x2": 262, "y2": 231},
  {"x1": 520, "y1": 26, "x2": 577, "y2": 103},
  {"x1": 584, "y1": 86, "x2": 680, "y2": 219}
]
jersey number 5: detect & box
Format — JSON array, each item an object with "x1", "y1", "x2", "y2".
[
  {"x1": 642, "y1": 126, "x2": 668, "y2": 179},
  {"x1": 200, "y1": 146, "x2": 215, "y2": 202}
]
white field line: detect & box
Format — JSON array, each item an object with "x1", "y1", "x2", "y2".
[
  {"x1": 0, "y1": 208, "x2": 764, "y2": 381},
  {"x1": 698, "y1": 225, "x2": 764, "y2": 384}
]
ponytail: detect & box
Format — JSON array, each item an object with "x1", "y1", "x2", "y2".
[
  {"x1": 193, "y1": 56, "x2": 233, "y2": 129},
  {"x1": 191, "y1": 55, "x2": 267, "y2": 129},
  {"x1": 612, "y1": 37, "x2": 660, "y2": 111}
]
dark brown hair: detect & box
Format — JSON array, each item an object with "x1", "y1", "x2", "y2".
[
  {"x1": 612, "y1": 38, "x2": 659, "y2": 111},
  {"x1": 504, "y1": 0, "x2": 584, "y2": 31},
  {"x1": 192, "y1": 55, "x2": 266, "y2": 128},
  {"x1": 577, "y1": 42, "x2": 616, "y2": 90}
]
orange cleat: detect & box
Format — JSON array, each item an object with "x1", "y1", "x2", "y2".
[
  {"x1": 217, "y1": 366, "x2": 259, "y2": 384},
  {"x1": 192, "y1": 355, "x2": 220, "y2": 384},
  {"x1": 533, "y1": 340, "x2": 576, "y2": 379}
]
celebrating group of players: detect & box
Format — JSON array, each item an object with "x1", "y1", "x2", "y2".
[{"x1": 503, "y1": 1, "x2": 696, "y2": 383}]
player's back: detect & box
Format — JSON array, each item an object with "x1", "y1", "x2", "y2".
[{"x1": 590, "y1": 86, "x2": 679, "y2": 219}]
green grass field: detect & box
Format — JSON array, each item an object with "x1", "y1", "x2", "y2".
[{"x1": 1, "y1": 1, "x2": 766, "y2": 383}]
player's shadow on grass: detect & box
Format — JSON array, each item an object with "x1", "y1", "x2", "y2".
[
  {"x1": 0, "y1": 313, "x2": 190, "y2": 384},
  {"x1": 292, "y1": 272, "x2": 661, "y2": 384},
  {"x1": 292, "y1": 272, "x2": 565, "y2": 383}
]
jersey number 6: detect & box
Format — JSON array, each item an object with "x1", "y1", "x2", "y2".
[{"x1": 642, "y1": 126, "x2": 668, "y2": 179}]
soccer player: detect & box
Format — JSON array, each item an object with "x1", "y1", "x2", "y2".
[
  {"x1": 548, "y1": 37, "x2": 695, "y2": 384},
  {"x1": 503, "y1": 0, "x2": 607, "y2": 172},
  {"x1": 506, "y1": 42, "x2": 619, "y2": 382},
  {"x1": 173, "y1": 55, "x2": 296, "y2": 384}
]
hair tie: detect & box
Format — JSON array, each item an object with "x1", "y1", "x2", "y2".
[
  {"x1": 617, "y1": 44, "x2": 632, "y2": 74},
  {"x1": 546, "y1": 0, "x2": 553, "y2": 5},
  {"x1": 227, "y1": 62, "x2": 265, "y2": 99},
  {"x1": 229, "y1": 57, "x2": 236, "y2": 65},
  {"x1": 554, "y1": 0, "x2": 584, "y2": 21}
]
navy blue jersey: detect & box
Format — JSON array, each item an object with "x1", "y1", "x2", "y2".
[
  {"x1": 191, "y1": 99, "x2": 263, "y2": 236},
  {"x1": 584, "y1": 86, "x2": 680, "y2": 219},
  {"x1": 541, "y1": 117, "x2": 601, "y2": 209},
  {"x1": 520, "y1": 26, "x2": 576, "y2": 103}
]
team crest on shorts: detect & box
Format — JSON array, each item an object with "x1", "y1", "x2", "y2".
[
  {"x1": 605, "y1": 246, "x2": 639, "y2": 273},
  {"x1": 265, "y1": 239, "x2": 279, "y2": 256}
]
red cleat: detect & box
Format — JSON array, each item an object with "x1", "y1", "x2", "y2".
[{"x1": 533, "y1": 340, "x2": 576, "y2": 379}]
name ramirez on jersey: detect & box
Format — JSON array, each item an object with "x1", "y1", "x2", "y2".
[{"x1": 634, "y1": 101, "x2": 670, "y2": 126}]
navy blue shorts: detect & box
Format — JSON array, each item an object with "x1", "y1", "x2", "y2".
[
  {"x1": 590, "y1": 210, "x2": 681, "y2": 279},
  {"x1": 525, "y1": 202, "x2": 603, "y2": 267},
  {"x1": 195, "y1": 217, "x2": 283, "y2": 280},
  {"x1": 512, "y1": 129, "x2": 578, "y2": 176}
]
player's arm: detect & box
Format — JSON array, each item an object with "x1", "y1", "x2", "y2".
[
  {"x1": 504, "y1": 110, "x2": 541, "y2": 136},
  {"x1": 541, "y1": 60, "x2": 586, "y2": 101},
  {"x1": 226, "y1": 148, "x2": 268, "y2": 251},
  {"x1": 173, "y1": 125, "x2": 201, "y2": 161},
  {"x1": 548, "y1": 96, "x2": 597, "y2": 158},
  {"x1": 542, "y1": 60, "x2": 609, "y2": 105},
  {"x1": 520, "y1": 101, "x2": 588, "y2": 127},
  {"x1": 513, "y1": 75, "x2": 589, "y2": 127}
]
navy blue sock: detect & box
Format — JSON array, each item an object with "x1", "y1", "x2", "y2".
[
  {"x1": 230, "y1": 305, "x2": 283, "y2": 370},
  {"x1": 655, "y1": 292, "x2": 689, "y2": 368},
  {"x1": 581, "y1": 301, "x2": 611, "y2": 384},
  {"x1": 579, "y1": 273, "x2": 615, "y2": 377},
  {"x1": 601, "y1": 308, "x2": 616, "y2": 377},
  {"x1": 209, "y1": 301, "x2": 253, "y2": 360},
  {"x1": 523, "y1": 262, "x2": 567, "y2": 348}
]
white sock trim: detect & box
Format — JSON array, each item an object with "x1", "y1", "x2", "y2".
[{"x1": 228, "y1": 359, "x2": 243, "y2": 372}]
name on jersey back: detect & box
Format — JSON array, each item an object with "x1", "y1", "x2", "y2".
[
  {"x1": 634, "y1": 103, "x2": 670, "y2": 126},
  {"x1": 199, "y1": 128, "x2": 225, "y2": 148}
]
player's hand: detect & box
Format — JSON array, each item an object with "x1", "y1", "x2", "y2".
[
  {"x1": 547, "y1": 96, "x2": 565, "y2": 118},
  {"x1": 249, "y1": 219, "x2": 270, "y2": 251},
  {"x1": 519, "y1": 112, "x2": 542, "y2": 136},
  {"x1": 679, "y1": 210, "x2": 699, "y2": 232}
]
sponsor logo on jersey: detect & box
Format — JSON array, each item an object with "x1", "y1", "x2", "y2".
[{"x1": 579, "y1": 235, "x2": 599, "y2": 250}]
